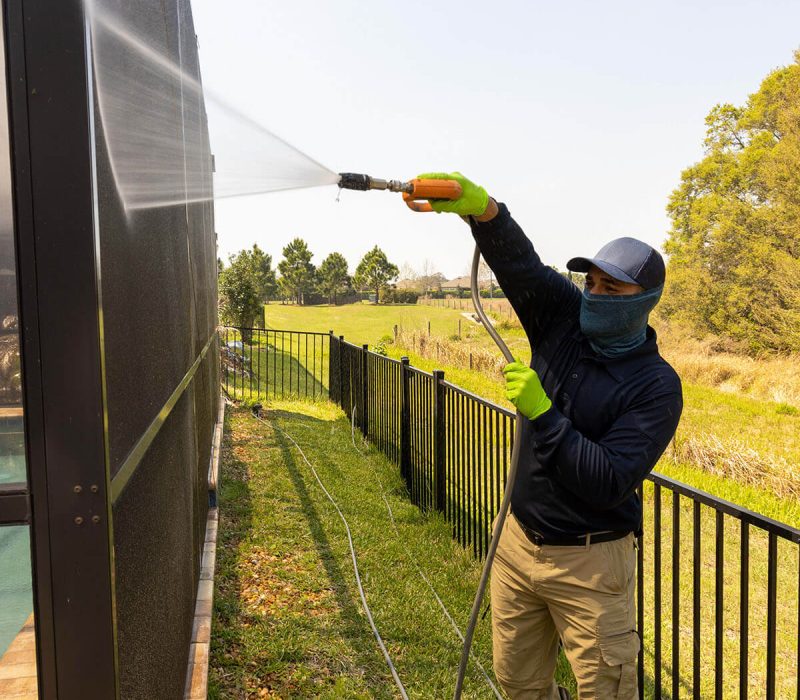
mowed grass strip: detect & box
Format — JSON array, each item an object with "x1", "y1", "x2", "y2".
[{"x1": 211, "y1": 401, "x2": 575, "y2": 698}]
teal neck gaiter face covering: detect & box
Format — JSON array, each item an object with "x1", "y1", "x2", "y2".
[{"x1": 579, "y1": 285, "x2": 664, "y2": 358}]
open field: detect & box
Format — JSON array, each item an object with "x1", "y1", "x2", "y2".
[{"x1": 262, "y1": 301, "x2": 800, "y2": 528}]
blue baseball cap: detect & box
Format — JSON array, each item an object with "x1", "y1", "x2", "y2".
[{"x1": 566, "y1": 237, "x2": 665, "y2": 290}]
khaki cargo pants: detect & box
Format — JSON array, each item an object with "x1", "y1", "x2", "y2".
[{"x1": 490, "y1": 513, "x2": 640, "y2": 699}]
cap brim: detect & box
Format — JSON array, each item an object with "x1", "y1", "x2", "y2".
[{"x1": 566, "y1": 256, "x2": 639, "y2": 286}]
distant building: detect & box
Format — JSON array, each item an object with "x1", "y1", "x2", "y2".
[
  {"x1": 396, "y1": 278, "x2": 420, "y2": 290},
  {"x1": 441, "y1": 276, "x2": 490, "y2": 293}
]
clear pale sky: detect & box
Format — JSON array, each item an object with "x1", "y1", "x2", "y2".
[{"x1": 191, "y1": 0, "x2": 800, "y2": 279}]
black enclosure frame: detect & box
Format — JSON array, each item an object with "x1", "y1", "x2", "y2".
[{"x1": 5, "y1": 0, "x2": 116, "y2": 695}]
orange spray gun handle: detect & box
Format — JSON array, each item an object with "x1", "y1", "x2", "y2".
[{"x1": 402, "y1": 178, "x2": 463, "y2": 212}]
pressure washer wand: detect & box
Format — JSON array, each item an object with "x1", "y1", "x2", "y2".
[
  {"x1": 341, "y1": 171, "x2": 521, "y2": 697},
  {"x1": 338, "y1": 172, "x2": 463, "y2": 212}
]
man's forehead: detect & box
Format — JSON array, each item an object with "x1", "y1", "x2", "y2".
[{"x1": 586, "y1": 265, "x2": 624, "y2": 283}]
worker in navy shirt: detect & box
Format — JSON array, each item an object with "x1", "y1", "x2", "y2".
[{"x1": 420, "y1": 172, "x2": 682, "y2": 700}]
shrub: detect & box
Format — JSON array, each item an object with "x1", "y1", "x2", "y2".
[{"x1": 379, "y1": 288, "x2": 420, "y2": 304}]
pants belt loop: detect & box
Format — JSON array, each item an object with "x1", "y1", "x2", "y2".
[{"x1": 585, "y1": 533, "x2": 591, "y2": 548}]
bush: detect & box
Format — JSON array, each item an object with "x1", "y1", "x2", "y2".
[{"x1": 380, "y1": 288, "x2": 420, "y2": 304}]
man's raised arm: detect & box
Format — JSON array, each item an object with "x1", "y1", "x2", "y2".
[{"x1": 417, "y1": 172, "x2": 581, "y2": 346}]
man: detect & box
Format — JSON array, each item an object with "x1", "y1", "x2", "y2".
[{"x1": 420, "y1": 172, "x2": 682, "y2": 699}]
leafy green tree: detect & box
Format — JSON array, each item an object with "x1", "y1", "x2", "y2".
[
  {"x1": 318, "y1": 252, "x2": 350, "y2": 304},
  {"x1": 662, "y1": 51, "x2": 800, "y2": 353},
  {"x1": 354, "y1": 246, "x2": 399, "y2": 304},
  {"x1": 249, "y1": 244, "x2": 277, "y2": 302},
  {"x1": 277, "y1": 238, "x2": 316, "y2": 305},
  {"x1": 218, "y1": 250, "x2": 262, "y2": 341}
]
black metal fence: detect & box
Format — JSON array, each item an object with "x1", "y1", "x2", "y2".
[
  {"x1": 329, "y1": 334, "x2": 800, "y2": 699},
  {"x1": 223, "y1": 328, "x2": 800, "y2": 698},
  {"x1": 220, "y1": 327, "x2": 330, "y2": 401}
]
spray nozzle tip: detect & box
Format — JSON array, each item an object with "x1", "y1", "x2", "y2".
[{"x1": 338, "y1": 172, "x2": 371, "y2": 191}]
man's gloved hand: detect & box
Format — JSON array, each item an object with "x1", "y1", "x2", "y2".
[
  {"x1": 503, "y1": 361, "x2": 552, "y2": 420},
  {"x1": 416, "y1": 171, "x2": 489, "y2": 216}
]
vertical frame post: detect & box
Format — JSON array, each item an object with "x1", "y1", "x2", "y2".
[{"x1": 6, "y1": 0, "x2": 119, "y2": 695}]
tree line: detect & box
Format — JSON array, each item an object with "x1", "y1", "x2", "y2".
[
  {"x1": 662, "y1": 50, "x2": 800, "y2": 353},
  {"x1": 218, "y1": 239, "x2": 401, "y2": 329}
]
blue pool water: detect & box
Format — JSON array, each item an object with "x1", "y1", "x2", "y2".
[{"x1": 0, "y1": 526, "x2": 33, "y2": 657}]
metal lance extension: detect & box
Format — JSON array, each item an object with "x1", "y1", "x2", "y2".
[
  {"x1": 338, "y1": 172, "x2": 463, "y2": 212},
  {"x1": 338, "y1": 172, "x2": 412, "y2": 193},
  {"x1": 452, "y1": 247, "x2": 524, "y2": 699}
]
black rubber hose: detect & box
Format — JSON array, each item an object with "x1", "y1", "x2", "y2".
[{"x1": 452, "y1": 246, "x2": 524, "y2": 699}]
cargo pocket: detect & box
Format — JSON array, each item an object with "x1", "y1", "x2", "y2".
[{"x1": 599, "y1": 630, "x2": 640, "y2": 699}]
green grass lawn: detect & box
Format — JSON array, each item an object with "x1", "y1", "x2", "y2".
[
  {"x1": 210, "y1": 402, "x2": 577, "y2": 698},
  {"x1": 265, "y1": 301, "x2": 469, "y2": 343}
]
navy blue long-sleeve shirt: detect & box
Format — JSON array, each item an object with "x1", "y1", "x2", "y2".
[{"x1": 471, "y1": 203, "x2": 683, "y2": 537}]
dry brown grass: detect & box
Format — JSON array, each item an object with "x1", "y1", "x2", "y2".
[
  {"x1": 653, "y1": 317, "x2": 800, "y2": 407},
  {"x1": 669, "y1": 433, "x2": 800, "y2": 500},
  {"x1": 394, "y1": 328, "x2": 505, "y2": 374}
]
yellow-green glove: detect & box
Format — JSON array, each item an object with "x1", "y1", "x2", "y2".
[
  {"x1": 416, "y1": 171, "x2": 489, "y2": 216},
  {"x1": 503, "y1": 361, "x2": 552, "y2": 420}
]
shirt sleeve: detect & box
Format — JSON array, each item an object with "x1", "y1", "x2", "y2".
[
  {"x1": 528, "y1": 384, "x2": 683, "y2": 509},
  {"x1": 469, "y1": 202, "x2": 582, "y2": 347}
]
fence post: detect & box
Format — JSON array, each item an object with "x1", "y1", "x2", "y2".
[
  {"x1": 433, "y1": 369, "x2": 446, "y2": 512},
  {"x1": 328, "y1": 331, "x2": 336, "y2": 404},
  {"x1": 338, "y1": 335, "x2": 345, "y2": 412},
  {"x1": 361, "y1": 343, "x2": 369, "y2": 438},
  {"x1": 400, "y1": 357, "x2": 411, "y2": 485}
]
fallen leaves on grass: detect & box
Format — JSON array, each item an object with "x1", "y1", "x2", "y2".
[{"x1": 238, "y1": 547, "x2": 335, "y2": 619}]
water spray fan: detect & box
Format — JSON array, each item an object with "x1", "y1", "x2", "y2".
[{"x1": 338, "y1": 172, "x2": 463, "y2": 212}]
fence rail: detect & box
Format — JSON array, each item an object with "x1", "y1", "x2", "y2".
[{"x1": 222, "y1": 327, "x2": 800, "y2": 699}]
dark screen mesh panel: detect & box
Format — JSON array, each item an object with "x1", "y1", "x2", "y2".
[
  {"x1": 94, "y1": 0, "x2": 217, "y2": 476},
  {"x1": 113, "y1": 389, "x2": 201, "y2": 700},
  {"x1": 97, "y1": 127, "x2": 196, "y2": 474},
  {"x1": 178, "y1": 0, "x2": 218, "y2": 354},
  {"x1": 91, "y1": 0, "x2": 218, "y2": 696}
]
